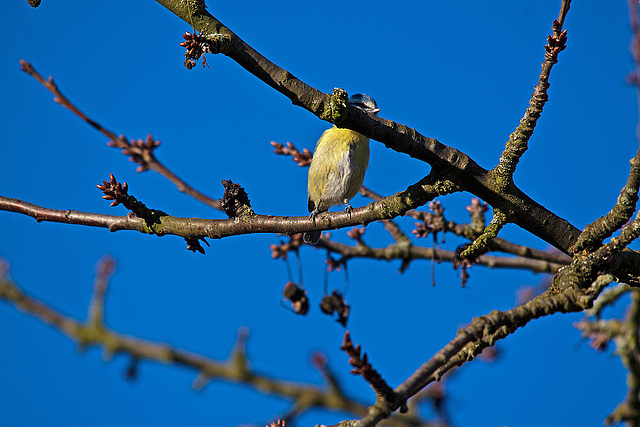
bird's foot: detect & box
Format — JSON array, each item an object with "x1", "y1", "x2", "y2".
[
  {"x1": 309, "y1": 208, "x2": 319, "y2": 225},
  {"x1": 344, "y1": 202, "x2": 353, "y2": 218}
]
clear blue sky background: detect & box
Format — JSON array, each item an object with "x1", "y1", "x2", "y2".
[{"x1": 1, "y1": 1, "x2": 638, "y2": 426}]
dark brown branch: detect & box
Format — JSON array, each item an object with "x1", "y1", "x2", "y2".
[
  {"x1": 487, "y1": 239, "x2": 572, "y2": 265},
  {"x1": 154, "y1": 0, "x2": 581, "y2": 254},
  {"x1": 19, "y1": 60, "x2": 222, "y2": 210},
  {"x1": 465, "y1": 0, "x2": 571, "y2": 262}
]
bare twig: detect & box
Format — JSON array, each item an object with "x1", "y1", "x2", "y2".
[
  {"x1": 0, "y1": 268, "x2": 430, "y2": 427},
  {"x1": 494, "y1": 0, "x2": 571, "y2": 178},
  {"x1": 360, "y1": 187, "x2": 571, "y2": 265},
  {"x1": 341, "y1": 332, "x2": 402, "y2": 411},
  {"x1": 87, "y1": 255, "x2": 116, "y2": 329},
  {"x1": 317, "y1": 239, "x2": 566, "y2": 275},
  {"x1": 19, "y1": 60, "x2": 222, "y2": 210}
]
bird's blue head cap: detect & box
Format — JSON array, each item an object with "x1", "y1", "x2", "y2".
[{"x1": 348, "y1": 93, "x2": 380, "y2": 115}]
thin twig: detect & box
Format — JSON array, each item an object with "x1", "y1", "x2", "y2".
[
  {"x1": 19, "y1": 60, "x2": 222, "y2": 210},
  {"x1": 0, "y1": 271, "x2": 429, "y2": 427},
  {"x1": 318, "y1": 239, "x2": 566, "y2": 275}
]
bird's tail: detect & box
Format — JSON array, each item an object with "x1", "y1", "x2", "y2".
[{"x1": 303, "y1": 231, "x2": 322, "y2": 245}]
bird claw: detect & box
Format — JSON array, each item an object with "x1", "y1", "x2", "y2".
[
  {"x1": 309, "y1": 209, "x2": 319, "y2": 225},
  {"x1": 344, "y1": 203, "x2": 353, "y2": 218}
]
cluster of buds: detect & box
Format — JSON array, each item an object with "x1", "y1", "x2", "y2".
[
  {"x1": 97, "y1": 173, "x2": 166, "y2": 227},
  {"x1": 325, "y1": 255, "x2": 345, "y2": 273},
  {"x1": 573, "y1": 319, "x2": 617, "y2": 352},
  {"x1": 97, "y1": 173, "x2": 130, "y2": 208},
  {"x1": 310, "y1": 351, "x2": 328, "y2": 371},
  {"x1": 346, "y1": 226, "x2": 366, "y2": 243},
  {"x1": 413, "y1": 201, "x2": 447, "y2": 241},
  {"x1": 107, "y1": 134, "x2": 161, "y2": 173},
  {"x1": 545, "y1": 20, "x2": 568, "y2": 63},
  {"x1": 340, "y1": 332, "x2": 396, "y2": 402},
  {"x1": 0, "y1": 258, "x2": 10, "y2": 278},
  {"x1": 95, "y1": 255, "x2": 116, "y2": 279},
  {"x1": 185, "y1": 237, "x2": 209, "y2": 254},
  {"x1": 219, "y1": 180, "x2": 253, "y2": 218},
  {"x1": 180, "y1": 31, "x2": 213, "y2": 69},
  {"x1": 270, "y1": 141, "x2": 313, "y2": 167},
  {"x1": 270, "y1": 234, "x2": 303, "y2": 261},
  {"x1": 466, "y1": 198, "x2": 488, "y2": 231}
]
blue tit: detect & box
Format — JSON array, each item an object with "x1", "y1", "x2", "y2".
[{"x1": 303, "y1": 93, "x2": 380, "y2": 245}]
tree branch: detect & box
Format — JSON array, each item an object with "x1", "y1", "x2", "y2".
[
  {"x1": 155, "y1": 0, "x2": 581, "y2": 254},
  {"x1": 0, "y1": 266, "x2": 431, "y2": 427},
  {"x1": 0, "y1": 172, "x2": 458, "y2": 243},
  {"x1": 316, "y1": 239, "x2": 566, "y2": 275},
  {"x1": 357, "y1": 274, "x2": 613, "y2": 426},
  {"x1": 19, "y1": 60, "x2": 222, "y2": 210}
]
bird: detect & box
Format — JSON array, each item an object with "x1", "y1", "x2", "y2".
[{"x1": 303, "y1": 93, "x2": 380, "y2": 245}]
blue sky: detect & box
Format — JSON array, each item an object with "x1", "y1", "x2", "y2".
[{"x1": 1, "y1": 1, "x2": 637, "y2": 426}]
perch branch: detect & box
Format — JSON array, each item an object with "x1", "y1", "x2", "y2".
[{"x1": 155, "y1": 0, "x2": 581, "y2": 253}]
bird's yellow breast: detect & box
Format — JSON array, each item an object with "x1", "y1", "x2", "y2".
[{"x1": 307, "y1": 126, "x2": 370, "y2": 213}]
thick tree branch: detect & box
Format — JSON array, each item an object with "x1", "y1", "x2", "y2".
[
  {"x1": 356, "y1": 273, "x2": 613, "y2": 426},
  {"x1": 357, "y1": 185, "x2": 640, "y2": 425},
  {"x1": 155, "y1": 0, "x2": 581, "y2": 254}
]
